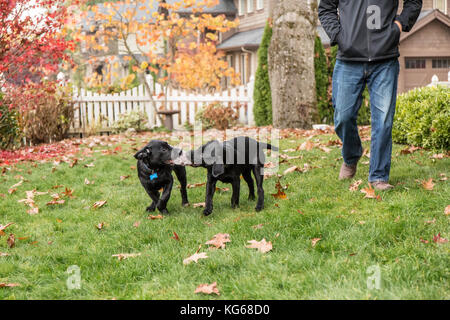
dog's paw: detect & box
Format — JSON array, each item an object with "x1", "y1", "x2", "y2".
[
  {"x1": 182, "y1": 202, "x2": 190, "y2": 207},
  {"x1": 146, "y1": 204, "x2": 156, "y2": 212},
  {"x1": 231, "y1": 203, "x2": 239, "y2": 209},
  {"x1": 159, "y1": 208, "x2": 169, "y2": 215},
  {"x1": 248, "y1": 194, "x2": 256, "y2": 201},
  {"x1": 203, "y1": 208, "x2": 212, "y2": 216},
  {"x1": 255, "y1": 205, "x2": 264, "y2": 212}
]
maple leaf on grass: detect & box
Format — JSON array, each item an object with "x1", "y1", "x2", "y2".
[
  {"x1": 193, "y1": 202, "x2": 206, "y2": 208},
  {"x1": 445, "y1": 205, "x2": 450, "y2": 216},
  {"x1": 194, "y1": 282, "x2": 220, "y2": 296},
  {"x1": 420, "y1": 178, "x2": 435, "y2": 191},
  {"x1": 205, "y1": 233, "x2": 231, "y2": 250},
  {"x1": 95, "y1": 222, "x2": 105, "y2": 230},
  {"x1": 120, "y1": 175, "x2": 130, "y2": 181},
  {"x1": 360, "y1": 184, "x2": 381, "y2": 201},
  {"x1": 349, "y1": 179, "x2": 363, "y2": 192},
  {"x1": 148, "y1": 215, "x2": 163, "y2": 220},
  {"x1": 433, "y1": 233, "x2": 448, "y2": 244},
  {"x1": 246, "y1": 238, "x2": 272, "y2": 253},
  {"x1": 7, "y1": 234, "x2": 15, "y2": 248},
  {"x1": 271, "y1": 181, "x2": 288, "y2": 199},
  {"x1": 183, "y1": 252, "x2": 208, "y2": 265},
  {"x1": 311, "y1": 238, "x2": 322, "y2": 247},
  {"x1": 171, "y1": 231, "x2": 180, "y2": 241},
  {"x1": 0, "y1": 283, "x2": 20, "y2": 288},
  {"x1": 0, "y1": 223, "x2": 14, "y2": 236},
  {"x1": 186, "y1": 183, "x2": 206, "y2": 189},
  {"x1": 92, "y1": 200, "x2": 107, "y2": 209}
]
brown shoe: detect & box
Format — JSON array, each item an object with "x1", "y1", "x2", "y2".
[
  {"x1": 372, "y1": 181, "x2": 394, "y2": 191},
  {"x1": 339, "y1": 162, "x2": 357, "y2": 180}
]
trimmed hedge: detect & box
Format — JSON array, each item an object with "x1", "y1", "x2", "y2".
[{"x1": 393, "y1": 85, "x2": 449, "y2": 151}]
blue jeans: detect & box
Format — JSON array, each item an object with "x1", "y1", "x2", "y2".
[{"x1": 332, "y1": 58, "x2": 400, "y2": 183}]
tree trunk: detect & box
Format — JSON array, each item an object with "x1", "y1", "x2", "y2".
[{"x1": 268, "y1": 0, "x2": 318, "y2": 129}]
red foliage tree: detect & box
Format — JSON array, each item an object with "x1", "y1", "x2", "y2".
[{"x1": 0, "y1": 0, "x2": 77, "y2": 89}]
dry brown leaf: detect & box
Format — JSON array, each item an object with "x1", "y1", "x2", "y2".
[
  {"x1": 425, "y1": 218, "x2": 436, "y2": 224},
  {"x1": 187, "y1": 183, "x2": 206, "y2": 189},
  {"x1": 271, "y1": 181, "x2": 288, "y2": 199},
  {"x1": 360, "y1": 183, "x2": 381, "y2": 200},
  {"x1": 298, "y1": 140, "x2": 315, "y2": 151},
  {"x1": 311, "y1": 238, "x2": 321, "y2": 247},
  {"x1": 0, "y1": 223, "x2": 14, "y2": 235},
  {"x1": 445, "y1": 205, "x2": 450, "y2": 216},
  {"x1": 7, "y1": 234, "x2": 15, "y2": 248},
  {"x1": 84, "y1": 178, "x2": 94, "y2": 185},
  {"x1": 183, "y1": 252, "x2": 208, "y2": 265},
  {"x1": 349, "y1": 179, "x2": 363, "y2": 192},
  {"x1": 133, "y1": 221, "x2": 141, "y2": 228},
  {"x1": 92, "y1": 200, "x2": 107, "y2": 209},
  {"x1": 433, "y1": 233, "x2": 448, "y2": 244},
  {"x1": 205, "y1": 233, "x2": 231, "y2": 249},
  {"x1": 46, "y1": 199, "x2": 65, "y2": 206},
  {"x1": 193, "y1": 202, "x2": 206, "y2": 208},
  {"x1": 283, "y1": 166, "x2": 304, "y2": 175},
  {"x1": 246, "y1": 238, "x2": 272, "y2": 253},
  {"x1": 148, "y1": 214, "x2": 163, "y2": 220},
  {"x1": 0, "y1": 283, "x2": 20, "y2": 288},
  {"x1": 194, "y1": 282, "x2": 220, "y2": 295},
  {"x1": 83, "y1": 163, "x2": 95, "y2": 168},
  {"x1": 252, "y1": 224, "x2": 264, "y2": 229},
  {"x1": 112, "y1": 253, "x2": 141, "y2": 261},
  {"x1": 0, "y1": 252, "x2": 10, "y2": 257},
  {"x1": 120, "y1": 175, "x2": 130, "y2": 181},
  {"x1": 95, "y1": 222, "x2": 105, "y2": 230},
  {"x1": 421, "y1": 178, "x2": 435, "y2": 191}
]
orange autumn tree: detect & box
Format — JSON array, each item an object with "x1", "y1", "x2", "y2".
[{"x1": 73, "y1": 0, "x2": 240, "y2": 123}]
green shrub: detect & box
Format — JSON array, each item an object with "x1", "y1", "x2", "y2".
[
  {"x1": 253, "y1": 21, "x2": 272, "y2": 126},
  {"x1": 0, "y1": 93, "x2": 21, "y2": 149},
  {"x1": 393, "y1": 85, "x2": 449, "y2": 150},
  {"x1": 196, "y1": 102, "x2": 238, "y2": 130},
  {"x1": 112, "y1": 110, "x2": 149, "y2": 133}
]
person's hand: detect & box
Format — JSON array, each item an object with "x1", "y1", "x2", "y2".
[{"x1": 394, "y1": 20, "x2": 402, "y2": 33}]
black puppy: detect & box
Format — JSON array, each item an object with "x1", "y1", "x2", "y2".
[
  {"x1": 174, "y1": 136, "x2": 278, "y2": 216},
  {"x1": 134, "y1": 140, "x2": 189, "y2": 214}
]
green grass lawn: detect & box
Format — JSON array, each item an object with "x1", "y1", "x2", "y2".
[{"x1": 0, "y1": 129, "x2": 449, "y2": 300}]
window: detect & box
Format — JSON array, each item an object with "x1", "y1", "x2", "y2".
[
  {"x1": 405, "y1": 58, "x2": 426, "y2": 69},
  {"x1": 432, "y1": 58, "x2": 450, "y2": 69},
  {"x1": 247, "y1": 0, "x2": 254, "y2": 13},
  {"x1": 238, "y1": 0, "x2": 245, "y2": 16},
  {"x1": 434, "y1": 0, "x2": 447, "y2": 13},
  {"x1": 256, "y1": 0, "x2": 264, "y2": 10}
]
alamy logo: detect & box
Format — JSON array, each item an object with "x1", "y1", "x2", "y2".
[
  {"x1": 66, "y1": 265, "x2": 81, "y2": 290},
  {"x1": 367, "y1": 5, "x2": 381, "y2": 30},
  {"x1": 366, "y1": 265, "x2": 381, "y2": 290}
]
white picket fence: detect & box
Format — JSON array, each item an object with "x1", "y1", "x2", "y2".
[{"x1": 71, "y1": 76, "x2": 255, "y2": 134}]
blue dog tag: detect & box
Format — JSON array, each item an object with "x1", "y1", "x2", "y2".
[{"x1": 150, "y1": 173, "x2": 158, "y2": 180}]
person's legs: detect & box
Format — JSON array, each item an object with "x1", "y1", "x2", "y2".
[
  {"x1": 366, "y1": 59, "x2": 399, "y2": 185},
  {"x1": 333, "y1": 60, "x2": 367, "y2": 178}
]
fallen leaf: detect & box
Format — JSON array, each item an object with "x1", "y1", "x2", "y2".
[
  {"x1": 246, "y1": 238, "x2": 272, "y2": 253},
  {"x1": 271, "y1": 181, "x2": 288, "y2": 199},
  {"x1": 7, "y1": 234, "x2": 15, "y2": 248},
  {"x1": 311, "y1": 237, "x2": 321, "y2": 247},
  {"x1": 283, "y1": 166, "x2": 304, "y2": 175},
  {"x1": 95, "y1": 222, "x2": 105, "y2": 230},
  {"x1": 112, "y1": 253, "x2": 141, "y2": 261},
  {"x1": 83, "y1": 163, "x2": 95, "y2": 168},
  {"x1": 69, "y1": 158, "x2": 78, "y2": 168},
  {"x1": 183, "y1": 252, "x2": 208, "y2": 265},
  {"x1": 187, "y1": 183, "x2": 206, "y2": 189},
  {"x1": 46, "y1": 199, "x2": 65, "y2": 206},
  {"x1": 360, "y1": 183, "x2": 381, "y2": 201},
  {"x1": 445, "y1": 205, "x2": 450, "y2": 216},
  {"x1": 92, "y1": 200, "x2": 107, "y2": 209},
  {"x1": 252, "y1": 224, "x2": 264, "y2": 229},
  {"x1": 171, "y1": 231, "x2": 180, "y2": 241},
  {"x1": 193, "y1": 202, "x2": 206, "y2": 208},
  {"x1": 425, "y1": 218, "x2": 436, "y2": 224},
  {"x1": 148, "y1": 214, "x2": 163, "y2": 220},
  {"x1": 0, "y1": 223, "x2": 14, "y2": 235},
  {"x1": 433, "y1": 233, "x2": 448, "y2": 244},
  {"x1": 420, "y1": 238, "x2": 429, "y2": 244},
  {"x1": 205, "y1": 233, "x2": 230, "y2": 249},
  {"x1": 298, "y1": 140, "x2": 315, "y2": 151},
  {"x1": 120, "y1": 175, "x2": 130, "y2": 181},
  {"x1": 400, "y1": 145, "x2": 421, "y2": 155},
  {"x1": 84, "y1": 178, "x2": 94, "y2": 185},
  {"x1": 421, "y1": 178, "x2": 435, "y2": 191},
  {"x1": 0, "y1": 252, "x2": 10, "y2": 257},
  {"x1": 349, "y1": 179, "x2": 363, "y2": 192},
  {"x1": 194, "y1": 282, "x2": 220, "y2": 295},
  {"x1": 0, "y1": 283, "x2": 20, "y2": 288},
  {"x1": 133, "y1": 221, "x2": 141, "y2": 228},
  {"x1": 62, "y1": 187, "x2": 75, "y2": 198}
]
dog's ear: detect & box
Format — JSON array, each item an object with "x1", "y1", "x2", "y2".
[
  {"x1": 212, "y1": 163, "x2": 224, "y2": 178},
  {"x1": 134, "y1": 147, "x2": 150, "y2": 160}
]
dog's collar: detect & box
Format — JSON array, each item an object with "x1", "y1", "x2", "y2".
[{"x1": 149, "y1": 172, "x2": 158, "y2": 180}]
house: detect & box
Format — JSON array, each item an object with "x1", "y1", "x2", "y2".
[
  {"x1": 217, "y1": 0, "x2": 450, "y2": 93},
  {"x1": 397, "y1": 0, "x2": 450, "y2": 92}
]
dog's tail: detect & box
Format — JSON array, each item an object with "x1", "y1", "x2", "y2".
[{"x1": 258, "y1": 142, "x2": 279, "y2": 152}]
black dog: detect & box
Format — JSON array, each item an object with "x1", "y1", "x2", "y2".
[
  {"x1": 174, "y1": 136, "x2": 278, "y2": 216},
  {"x1": 134, "y1": 140, "x2": 189, "y2": 214}
]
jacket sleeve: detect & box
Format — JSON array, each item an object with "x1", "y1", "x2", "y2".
[
  {"x1": 396, "y1": 0, "x2": 423, "y2": 32},
  {"x1": 318, "y1": 0, "x2": 340, "y2": 46}
]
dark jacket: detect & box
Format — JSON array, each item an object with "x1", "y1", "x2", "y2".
[{"x1": 319, "y1": 0, "x2": 422, "y2": 62}]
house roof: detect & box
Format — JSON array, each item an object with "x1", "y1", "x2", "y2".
[
  {"x1": 217, "y1": 26, "x2": 331, "y2": 51},
  {"x1": 177, "y1": 0, "x2": 237, "y2": 15},
  {"x1": 400, "y1": 9, "x2": 450, "y2": 42}
]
